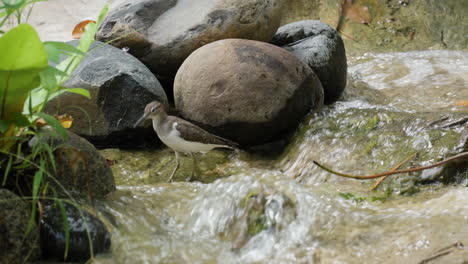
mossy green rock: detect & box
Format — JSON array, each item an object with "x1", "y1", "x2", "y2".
[
  {"x1": 281, "y1": 105, "x2": 467, "y2": 192},
  {"x1": 31, "y1": 129, "x2": 115, "y2": 199}
]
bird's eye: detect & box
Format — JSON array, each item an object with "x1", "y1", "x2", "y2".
[{"x1": 151, "y1": 107, "x2": 156, "y2": 112}]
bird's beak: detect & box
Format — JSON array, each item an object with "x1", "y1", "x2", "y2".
[{"x1": 134, "y1": 112, "x2": 149, "y2": 128}]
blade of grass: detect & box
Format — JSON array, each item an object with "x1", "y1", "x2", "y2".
[
  {"x1": 26, "y1": 159, "x2": 43, "y2": 233},
  {"x1": 1, "y1": 154, "x2": 13, "y2": 185},
  {"x1": 57, "y1": 199, "x2": 70, "y2": 260}
]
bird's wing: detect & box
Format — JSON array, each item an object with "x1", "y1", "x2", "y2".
[{"x1": 170, "y1": 117, "x2": 237, "y2": 147}]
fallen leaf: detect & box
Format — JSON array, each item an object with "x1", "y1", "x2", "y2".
[
  {"x1": 342, "y1": 0, "x2": 372, "y2": 25},
  {"x1": 72, "y1": 20, "x2": 96, "y2": 39},
  {"x1": 455, "y1": 100, "x2": 468, "y2": 106},
  {"x1": 35, "y1": 118, "x2": 47, "y2": 128},
  {"x1": 35, "y1": 114, "x2": 73, "y2": 128},
  {"x1": 57, "y1": 114, "x2": 73, "y2": 129}
]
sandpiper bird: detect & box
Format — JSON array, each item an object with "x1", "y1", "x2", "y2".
[{"x1": 134, "y1": 101, "x2": 238, "y2": 182}]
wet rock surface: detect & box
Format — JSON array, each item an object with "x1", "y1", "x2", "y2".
[
  {"x1": 92, "y1": 50, "x2": 468, "y2": 264},
  {"x1": 40, "y1": 201, "x2": 111, "y2": 262},
  {"x1": 174, "y1": 38, "x2": 324, "y2": 146},
  {"x1": 31, "y1": 129, "x2": 115, "y2": 199},
  {"x1": 271, "y1": 20, "x2": 347, "y2": 104},
  {"x1": 99, "y1": 148, "x2": 235, "y2": 184},
  {"x1": 45, "y1": 40, "x2": 168, "y2": 148},
  {"x1": 281, "y1": 50, "x2": 468, "y2": 190},
  {"x1": 227, "y1": 188, "x2": 296, "y2": 251},
  {"x1": 10, "y1": 1, "x2": 468, "y2": 264},
  {"x1": 96, "y1": 0, "x2": 284, "y2": 80},
  {"x1": 0, "y1": 189, "x2": 41, "y2": 264}
]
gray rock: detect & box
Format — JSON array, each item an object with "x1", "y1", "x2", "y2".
[
  {"x1": 30, "y1": 128, "x2": 115, "y2": 199},
  {"x1": 271, "y1": 20, "x2": 347, "y2": 104},
  {"x1": 45, "y1": 40, "x2": 168, "y2": 148},
  {"x1": 0, "y1": 189, "x2": 41, "y2": 264},
  {"x1": 41, "y1": 202, "x2": 111, "y2": 262},
  {"x1": 96, "y1": 0, "x2": 284, "y2": 80},
  {"x1": 174, "y1": 39, "x2": 324, "y2": 146}
]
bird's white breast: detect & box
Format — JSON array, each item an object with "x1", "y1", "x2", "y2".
[{"x1": 157, "y1": 122, "x2": 224, "y2": 153}]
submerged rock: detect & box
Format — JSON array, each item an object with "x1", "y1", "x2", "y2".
[
  {"x1": 174, "y1": 38, "x2": 324, "y2": 146},
  {"x1": 282, "y1": 103, "x2": 468, "y2": 189},
  {"x1": 0, "y1": 189, "x2": 41, "y2": 264},
  {"x1": 45, "y1": 40, "x2": 168, "y2": 148},
  {"x1": 271, "y1": 20, "x2": 347, "y2": 104},
  {"x1": 30, "y1": 128, "x2": 115, "y2": 199},
  {"x1": 40, "y1": 201, "x2": 111, "y2": 262},
  {"x1": 96, "y1": 0, "x2": 283, "y2": 80},
  {"x1": 223, "y1": 188, "x2": 296, "y2": 250},
  {"x1": 100, "y1": 148, "x2": 235, "y2": 184}
]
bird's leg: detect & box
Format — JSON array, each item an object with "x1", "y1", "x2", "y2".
[
  {"x1": 188, "y1": 152, "x2": 196, "y2": 181},
  {"x1": 168, "y1": 151, "x2": 180, "y2": 182}
]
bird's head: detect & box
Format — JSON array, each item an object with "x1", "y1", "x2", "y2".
[{"x1": 134, "y1": 101, "x2": 165, "y2": 128}]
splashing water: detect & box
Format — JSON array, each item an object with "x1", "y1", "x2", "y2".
[{"x1": 94, "y1": 50, "x2": 468, "y2": 264}]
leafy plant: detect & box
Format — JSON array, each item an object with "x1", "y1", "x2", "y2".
[
  {"x1": 0, "y1": 1, "x2": 109, "y2": 260},
  {"x1": 0, "y1": 0, "x2": 48, "y2": 32}
]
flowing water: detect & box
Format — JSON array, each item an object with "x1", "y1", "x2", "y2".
[{"x1": 94, "y1": 50, "x2": 468, "y2": 264}]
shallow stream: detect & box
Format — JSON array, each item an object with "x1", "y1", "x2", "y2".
[{"x1": 94, "y1": 50, "x2": 468, "y2": 264}]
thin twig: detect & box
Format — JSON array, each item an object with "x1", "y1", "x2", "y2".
[
  {"x1": 338, "y1": 29, "x2": 357, "y2": 41},
  {"x1": 419, "y1": 242, "x2": 465, "y2": 264},
  {"x1": 370, "y1": 153, "x2": 418, "y2": 190},
  {"x1": 313, "y1": 152, "x2": 468, "y2": 180}
]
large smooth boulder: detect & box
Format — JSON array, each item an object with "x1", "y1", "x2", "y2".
[
  {"x1": 96, "y1": 0, "x2": 284, "y2": 80},
  {"x1": 45, "y1": 41, "x2": 168, "y2": 148},
  {"x1": 0, "y1": 189, "x2": 41, "y2": 264},
  {"x1": 271, "y1": 20, "x2": 347, "y2": 104},
  {"x1": 174, "y1": 39, "x2": 324, "y2": 146},
  {"x1": 29, "y1": 128, "x2": 115, "y2": 199}
]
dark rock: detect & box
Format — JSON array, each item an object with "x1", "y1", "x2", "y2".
[
  {"x1": 30, "y1": 128, "x2": 115, "y2": 199},
  {"x1": 174, "y1": 39, "x2": 324, "y2": 146},
  {"x1": 271, "y1": 20, "x2": 347, "y2": 104},
  {"x1": 45, "y1": 40, "x2": 168, "y2": 148},
  {"x1": 40, "y1": 201, "x2": 111, "y2": 262},
  {"x1": 96, "y1": 0, "x2": 284, "y2": 80},
  {"x1": 0, "y1": 189, "x2": 41, "y2": 264}
]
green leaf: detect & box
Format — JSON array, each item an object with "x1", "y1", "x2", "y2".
[
  {"x1": 51, "y1": 88, "x2": 91, "y2": 99},
  {"x1": 11, "y1": 112, "x2": 30, "y2": 127},
  {"x1": 36, "y1": 112, "x2": 68, "y2": 140},
  {"x1": 43, "y1": 42, "x2": 60, "y2": 63},
  {"x1": 39, "y1": 66, "x2": 67, "y2": 91},
  {"x1": 0, "y1": 24, "x2": 47, "y2": 121},
  {"x1": 0, "y1": 24, "x2": 47, "y2": 71},
  {"x1": 1, "y1": 155, "x2": 13, "y2": 185},
  {"x1": 1, "y1": 0, "x2": 24, "y2": 10},
  {"x1": 56, "y1": 4, "x2": 108, "y2": 78},
  {"x1": 25, "y1": 87, "x2": 91, "y2": 115},
  {"x1": 43, "y1": 41, "x2": 85, "y2": 63},
  {"x1": 0, "y1": 119, "x2": 11, "y2": 132},
  {"x1": 32, "y1": 162, "x2": 43, "y2": 198},
  {"x1": 27, "y1": 161, "x2": 43, "y2": 233},
  {"x1": 23, "y1": 87, "x2": 47, "y2": 116},
  {"x1": 22, "y1": 4, "x2": 108, "y2": 117},
  {"x1": 57, "y1": 200, "x2": 70, "y2": 259}
]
